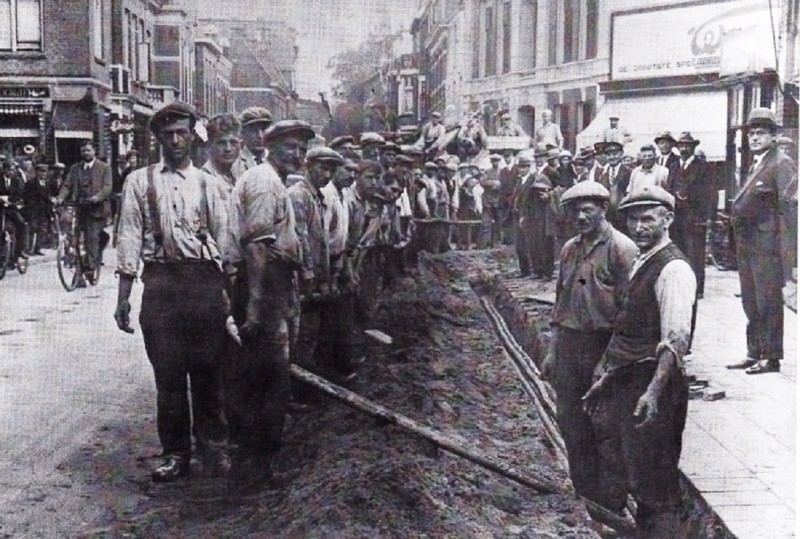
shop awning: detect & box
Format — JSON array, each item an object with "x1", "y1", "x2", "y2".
[
  {"x1": 576, "y1": 91, "x2": 728, "y2": 161},
  {"x1": 0, "y1": 128, "x2": 39, "y2": 138},
  {"x1": 55, "y1": 130, "x2": 94, "y2": 139}
]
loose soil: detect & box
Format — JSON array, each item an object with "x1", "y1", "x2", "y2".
[{"x1": 24, "y1": 249, "x2": 598, "y2": 538}]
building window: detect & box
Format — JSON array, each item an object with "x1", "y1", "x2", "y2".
[
  {"x1": 519, "y1": 0, "x2": 537, "y2": 70},
  {"x1": 0, "y1": 0, "x2": 42, "y2": 51},
  {"x1": 93, "y1": 0, "x2": 104, "y2": 59},
  {"x1": 471, "y1": 6, "x2": 480, "y2": 78},
  {"x1": 501, "y1": 2, "x2": 511, "y2": 73},
  {"x1": 484, "y1": 6, "x2": 496, "y2": 76},
  {"x1": 563, "y1": 0, "x2": 579, "y2": 63},
  {"x1": 547, "y1": 0, "x2": 557, "y2": 66},
  {"x1": 586, "y1": 0, "x2": 598, "y2": 59}
]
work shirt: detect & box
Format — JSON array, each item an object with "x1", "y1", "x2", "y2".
[
  {"x1": 116, "y1": 162, "x2": 229, "y2": 276},
  {"x1": 225, "y1": 162, "x2": 301, "y2": 270},
  {"x1": 535, "y1": 123, "x2": 564, "y2": 150},
  {"x1": 288, "y1": 177, "x2": 330, "y2": 284},
  {"x1": 551, "y1": 221, "x2": 638, "y2": 331},
  {"x1": 628, "y1": 234, "x2": 696, "y2": 364},
  {"x1": 322, "y1": 181, "x2": 348, "y2": 262},
  {"x1": 231, "y1": 146, "x2": 268, "y2": 179},
  {"x1": 602, "y1": 126, "x2": 634, "y2": 145},
  {"x1": 201, "y1": 160, "x2": 237, "y2": 197},
  {"x1": 627, "y1": 164, "x2": 669, "y2": 193}
]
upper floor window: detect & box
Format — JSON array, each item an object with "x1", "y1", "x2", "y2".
[
  {"x1": 0, "y1": 0, "x2": 42, "y2": 52},
  {"x1": 92, "y1": 0, "x2": 104, "y2": 59}
]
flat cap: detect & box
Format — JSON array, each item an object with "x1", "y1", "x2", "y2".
[
  {"x1": 343, "y1": 159, "x2": 361, "y2": 171},
  {"x1": 306, "y1": 146, "x2": 344, "y2": 165},
  {"x1": 239, "y1": 107, "x2": 273, "y2": 128},
  {"x1": 559, "y1": 149, "x2": 573, "y2": 158},
  {"x1": 489, "y1": 153, "x2": 503, "y2": 161},
  {"x1": 604, "y1": 141, "x2": 624, "y2": 153},
  {"x1": 533, "y1": 143, "x2": 549, "y2": 158},
  {"x1": 264, "y1": 120, "x2": 315, "y2": 143},
  {"x1": 395, "y1": 154, "x2": 413, "y2": 164},
  {"x1": 403, "y1": 145, "x2": 423, "y2": 156},
  {"x1": 445, "y1": 162, "x2": 458, "y2": 172},
  {"x1": 381, "y1": 141, "x2": 400, "y2": 153},
  {"x1": 747, "y1": 107, "x2": 780, "y2": 128},
  {"x1": 34, "y1": 162, "x2": 49, "y2": 170},
  {"x1": 329, "y1": 135, "x2": 355, "y2": 149},
  {"x1": 360, "y1": 132, "x2": 385, "y2": 146},
  {"x1": 559, "y1": 181, "x2": 610, "y2": 206},
  {"x1": 654, "y1": 131, "x2": 676, "y2": 144},
  {"x1": 609, "y1": 115, "x2": 620, "y2": 121},
  {"x1": 51, "y1": 162, "x2": 66, "y2": 169},
  {"x1": 593, "y1": 141, "x2": 607, "y2": 154},
  {"x1": 431, "y1": 111, "x2": 442, "y2": 119},
  {"x1": 424, "y1": 161, "x2": 437, "y2": 169},
  {"x1": 458, "y1": 162, "x2": 470, "y2": 169},
  {"x1": 150, "y1": 102, "x2": 198, "y2": 133},
  {"x1": 618, "y1": 185, "x2": 675, "y2": 212}
]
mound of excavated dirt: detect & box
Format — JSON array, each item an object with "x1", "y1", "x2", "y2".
[{"x1": 57, "y1": 248, "x2": 598, "y2": 538}]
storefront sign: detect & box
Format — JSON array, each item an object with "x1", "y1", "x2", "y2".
[
  {"x1": 0, "y1": 87, "x2": 49, "y2": 99},
  {"x1": 611, "y1": 0, "x2": 773, "y2": 81}
]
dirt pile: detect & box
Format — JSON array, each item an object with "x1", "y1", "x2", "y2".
[{"x1": 58, "y1": 248, "x2": 596, "y2": 538}]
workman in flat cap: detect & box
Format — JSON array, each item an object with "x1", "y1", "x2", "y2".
[
  {"x1": 202, "y1": 113, "x2": 242, "y2": 196},
  {"x1": 541, "y1": 181, "x2": 638, "y2": 508},
  {"x1": 288, "y1": 146, "x2": 343, "y2": 405},
  {"x1": 114, "y1": 101, "x2": 233, "y2": 484},
  {"x1": 584, "y1": 185, "x2": 695, "y2": 536},
  {"x1": 233, "y1": 106, "x2": 272, "y2": 178},
  {"x1": 224, "y1": 119, "x2": 311, "y2": 492}
]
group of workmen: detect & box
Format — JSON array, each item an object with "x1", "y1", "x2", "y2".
[{"x1": 107, "y1": 98, "x2": 795, "y2": 538}]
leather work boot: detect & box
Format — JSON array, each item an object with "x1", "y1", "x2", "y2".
[{"x1": 152, "y1": 455, "x2": 190, "y2": 483}]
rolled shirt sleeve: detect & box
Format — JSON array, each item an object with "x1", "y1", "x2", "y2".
[{"x1": 654, "y1": 259, "x2": 697, "y2": 365}]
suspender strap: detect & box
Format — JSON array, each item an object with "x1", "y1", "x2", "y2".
[
  {"x1": 145, "y1": 165, "x2": 162, "y2": 250},
  {"x1": 197, "y1": 174, "x2": 209, "y2": 242}
]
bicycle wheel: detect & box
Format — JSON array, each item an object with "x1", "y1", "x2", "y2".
[
  {"x1": 0, "y1": 232, "x2": 10, "y2": 280},
  {"x1": 57, "y1": 232, "x2": 78, "y2": 291}
]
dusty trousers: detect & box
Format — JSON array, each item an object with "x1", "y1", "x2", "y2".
[
  {"x1": 229, "y1": 259, "x2": 295, "y2": 455},
  {"x1": 139, "y1": 262, "x2": 228, "y2": 458},
  {"x1": 589, "y1": 361, "x2": 689, "y2": 537},
  {"x1": 550, "y1": 327, "x2": 612, "y2": 506}
]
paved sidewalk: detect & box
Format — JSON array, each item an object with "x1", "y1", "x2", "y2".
[{"x1": 682, "y1": 267, "x2": 796, "y2": 538}]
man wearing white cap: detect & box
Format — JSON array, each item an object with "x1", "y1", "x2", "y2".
[{"x1": 534, "y1": 110, "x2": 563, "y2": 150}]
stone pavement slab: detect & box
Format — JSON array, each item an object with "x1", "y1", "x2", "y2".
[{"x1": 682, "y1": 267, "x2": 796, "y2": 538}]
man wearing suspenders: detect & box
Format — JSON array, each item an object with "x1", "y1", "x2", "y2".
[{"x1": 114, "y1": 102, "x2": 233, "y2": 483}]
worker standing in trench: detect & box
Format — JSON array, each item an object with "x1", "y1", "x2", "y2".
[{"x1": 540, "y1": 181, "x2": 638, "y2": 508}]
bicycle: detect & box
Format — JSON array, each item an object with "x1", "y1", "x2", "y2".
[
  {"x1": 54, "y1": 201, "x2": 103, "y2": 291},
  {"x1": 0, "y1": 196, "x2": 29, "y2": 280}
]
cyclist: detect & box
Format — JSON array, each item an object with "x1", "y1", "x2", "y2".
[
  {"x1": 0, "y1": 159, "x2": 29, "y2": 262},
  {"x1": 23, "y1": 162, "x2": 53, "y2": 254},
  {"x1": 55, "y1": 140, "x2": 112, "y2": 285}
]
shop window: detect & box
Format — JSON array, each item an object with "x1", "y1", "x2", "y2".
[
  {"x1": 501, "y1": 2, "x2": 511, "y2": 73},
  {"x1": 519, "y1": 0, "x2": 537, "y2": 70},
  {"x1": 0, "y1": 0, "x2": 42, "y2": 51},
  {"x1": 586, "y1": 0, "x2": 598, "y2": 59}
]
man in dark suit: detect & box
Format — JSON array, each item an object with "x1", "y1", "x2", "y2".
[
  {"x1": 726, "y1": 108, "x2": 796, "y2": 375},
  {"x1": 598, "y1": 142, "x2": 631, "y2": 233},
  {"x1": 22, "y1": 162, "x2": 54, "y2": 254},
  {"x1": 668, "y1": 133, "x2": 714, "y2": 297},
  {"x1": 57, "y1": 140, "x2": 112, "y2": 279},
  {"x1": 655, "y1": 131, "x2": 681, "y2": 170},
  {"x1": 0, "y1": 160, "x2": 29, "y2": 261}
]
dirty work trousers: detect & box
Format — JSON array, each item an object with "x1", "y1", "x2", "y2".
[{"x1": 140, "y1": 262, "x2": 228, "y2": 459}]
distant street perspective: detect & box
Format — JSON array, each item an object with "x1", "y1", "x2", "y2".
[{"x1": 0, "y1": 0, "x2": 797, "y2": 537}]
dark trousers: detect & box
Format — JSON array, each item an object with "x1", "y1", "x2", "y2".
[
  {"x1": 590, "y1": 361, "x2": 688, "y2": 536},
  {"x1": 291, "y1": 300, "x2": 322, "y2": 403},
  {"x1": 5, "y1": 209, "x2": 28, "y2": 259},
  {"x1": 518, "y1": 215, "x2": 554, "y2": 277},
  {"x1": 76, "y1": 208, "x2": 106, "y2": 269},
  {"x1": 478, "y1": 204, "x2": 500, "y2": 248},
  {"x1": 734, "y1": 229, "x2": 785, "y2": 360},
  {"x1": 317, "y1": 291, "x2": 357, "y2": 376},
  {"x1": 140, "y1": 263, "x2": 228, "y2": 458},
  {"x1": 551, "y1": 327, "x2": 612, "y2": 506},
  {"x1": 229, "y1": 260, "x2": 294, "y2": 455},
  {"x1": 672, "y1": 221, "x2": 708, "y2": 297}
]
